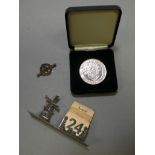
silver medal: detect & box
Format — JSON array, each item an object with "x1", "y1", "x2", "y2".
[{"x1": 79, "y1": 59, "x2": 107, "y2": 85}]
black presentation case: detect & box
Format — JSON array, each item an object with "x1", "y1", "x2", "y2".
[{"x1": 65, "y1": 5, "x2": 122, "y2": 95}]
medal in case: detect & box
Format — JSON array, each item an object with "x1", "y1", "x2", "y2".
[
  {"x1": 79, "y1": 59, "x2": 107, "y2": 85},
  {"x1": 65, "y1": 5, "x2": 122, "y2": 95}
]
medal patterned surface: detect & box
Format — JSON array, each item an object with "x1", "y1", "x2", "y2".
[{"x1": 79, "y1": 59, "x2": 107, "y2": 85}]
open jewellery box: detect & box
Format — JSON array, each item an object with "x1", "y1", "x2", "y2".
[{"x1": 65, "y1": 6, "x2": 122, "y2": 95}]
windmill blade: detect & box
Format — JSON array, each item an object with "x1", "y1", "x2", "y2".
[
  {"x1": 52, "y1": 96, "x2": 60, "y2": 104},
  {"x1": 52, "y1": 104, "x2": 60, "y2": 112},
  {"x1": 45, "y1": 96, "x2": 52, "y2": 103}
]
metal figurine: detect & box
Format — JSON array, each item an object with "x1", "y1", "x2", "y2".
[
  {"x1": 39, "y1": 95, "x2": 60, "y2": 122},
  {"x1": 28, "y1": 96, "x2": 88, "y2": 147},
  {"x1": 37, "y1": 63, "x2": 56, "y2": 77}
]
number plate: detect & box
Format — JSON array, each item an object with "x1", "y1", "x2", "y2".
[{"x1": 59, "y1": 101, "x2": 94, "y2": 141}]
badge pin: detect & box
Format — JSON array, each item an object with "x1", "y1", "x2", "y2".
[{"x1": 37, "y1": 63, "x2": 56, "y2": 77}]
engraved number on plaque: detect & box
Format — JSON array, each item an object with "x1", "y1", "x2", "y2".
[
  {"x1": 74, "y1": 123, "x2": 84, "y2": 134},
  {"x1": 59, "y1": 102, "x2": 95, "y2": 140},
  {"x1": 66, "y1": 118, "x2": 84, "y2": 135},
  {"x1": 66, "y1": 118, "x2": 76, "y2": 128}
]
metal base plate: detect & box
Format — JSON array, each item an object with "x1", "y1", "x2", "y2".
[{"x1": 28, "y1": 111, "x2": 88, "y2": 148}]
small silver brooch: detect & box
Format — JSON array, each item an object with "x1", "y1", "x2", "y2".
[{"x1": 37, "y1": 63, "x2": 56, "y2": 77}]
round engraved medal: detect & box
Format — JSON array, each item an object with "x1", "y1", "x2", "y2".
[{"x1": 79, "y1": 59, "x2": 107, "y2": 85}]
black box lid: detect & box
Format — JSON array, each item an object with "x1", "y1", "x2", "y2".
[{"x1": 65, "y1": 6, "x2": 122, "y2": 51}]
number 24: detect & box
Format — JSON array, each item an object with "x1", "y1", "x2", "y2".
[{"x1": 66, "y1": 118, "x2": 84, "y2": 134}]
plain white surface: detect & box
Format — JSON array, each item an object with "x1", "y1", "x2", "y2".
[{"x1": 19, "y1": 0, "x2": 134, "y2": 155}]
